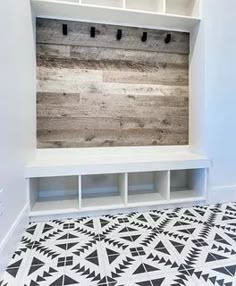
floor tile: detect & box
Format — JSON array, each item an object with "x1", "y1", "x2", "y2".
[{"x1": 1, "y1": 202, "x2": 236, "y2": 286}]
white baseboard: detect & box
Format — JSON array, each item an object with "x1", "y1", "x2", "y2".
[
  {"x1": 30, "y1": 200, "x2": 207, "y2": 223},
  {"x1": 0, "y1": 204, "x2": 29, "y2": 279},
  {"x1": 208, "y1": 184, "x2": 236, "y2": 204}
]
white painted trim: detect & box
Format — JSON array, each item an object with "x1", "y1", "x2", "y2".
[
  {"x1": 26, "y1": 147, "x2": 210, "y2": 178},
  {"x1": 0, "y1": 204, "x2": 29, "y2": 279},
  {"x1": 31, "y1": 0, "x2": 201, "y2": 33},
  {"x1": 208, "y1": 184, "x2": 236, "y2": 204},
  {"x1": 29, "y1": 194, "x2": 206, "y2": 218},
  {"x1": 30, "y1": 200, "x2": 207, "y2": 223}
]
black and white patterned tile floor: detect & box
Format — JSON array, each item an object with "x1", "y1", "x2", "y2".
[{"x1": 1, "y1": 202, "x2": 236, "y2": 286}]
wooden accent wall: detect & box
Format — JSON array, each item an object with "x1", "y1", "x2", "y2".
[{"x1": 36, "y1": 18, "x2": 189, "y2": 148}]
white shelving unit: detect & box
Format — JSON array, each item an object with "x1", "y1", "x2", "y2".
[
  {"x1": 31, "y1": 0, "x2": 201, "y2": 32},
  {"x1": 28, "y1": 0, "x2": 206, "y2": 218},
  {"x1": 27, "y1": 147, "x2": 210, "y2": 217},
  {"x1": 28, "y1": 168, "x2": 207, "y2": 216}
]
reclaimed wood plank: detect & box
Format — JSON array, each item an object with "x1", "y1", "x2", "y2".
[
  {"x1": 37, "y1": 56, "x2": 187, "y2": 74},
  {"x1": 37, "y1": 67, "x2": 103, "y2": 82},
  {"x1": 37, "y1": 77, "x2": 189, "y2": 94},
  {"x1": 37, "y1": 44, "x2": 188, "y2": 68},
  {"x1": 37, "y1": 128, "x2": 188, "y2": 148},
  {"x1": 103, "y1": 70, "x2": 188, "y2": 86},
  {"x1": 37, "y1": 116, "x2": 188, "y2": 131},
  {"x1": 37, "y1": 68, "x2": 188, "y2": 87},
  {"x1": 37, "y1": 92, "x2": 81, "y2": 105},
  {"x1": 37, "y1": 92, "x2": 188, "y2": 118},
  {"x1": 70, "y1": 46, "x2": 189, "y2": 67},
  {"x1": 37, "y1": 44, "x2": 70, "y2": 58},
  {"x1": 36, "y1": 18, "x2": 189, "y2": 54}
]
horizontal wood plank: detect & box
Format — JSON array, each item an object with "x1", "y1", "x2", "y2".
[
  {"x1": 103, "y1": 70, "x2": 188, "y2": 86},
  {"x1": 36, "y1": 18, "x2": 189, "y2": 54},
  {"x1": 38, "y1": 115, "x2": 188, "y2": 131},
  {"x1": 37, "y1": 44, "x2": 188, "y2": 67},
  {"x1": 37, "y1": 128, "x2": 188, "y2": 148},
  {"x1": 37, "y1": 92, "x2": 188, "y2": 118}
]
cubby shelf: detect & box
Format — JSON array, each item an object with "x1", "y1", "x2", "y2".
[
  {"x1": 29, "y1": 176, "x2": 79, "y2": 215},
  {"x1": 128, "y1": 171, "x2": 169, "y2": 205},
  {"x1": 170, "y1": 169, "x2": 206, "y2": 201},
  {"x1": 81, "y1": 173, "x2": 126, "y2": 209},
  {"x1": 28, "y1": 168, "x2": 208, "y2": 217},
  {"x1": 31, "y1": 0, "x2": 201, "y2": 32}
]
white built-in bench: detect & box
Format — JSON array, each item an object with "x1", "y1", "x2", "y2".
[{"x1": 26, "y1": 147, "x2": 210, "y2": 218}]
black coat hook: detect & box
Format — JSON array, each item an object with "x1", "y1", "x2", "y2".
[
  {"x1": 142, "y1": 32, "x2": 147, "y2": 42},
  {"x1": 90, "y1": 27, "x2": 96, "y2": 38},
  {"x1": 62, "y1": 24, "x2": 67, "y2": 36},
  {"x1": 165, "y1": 33, "x2": 172, "y2": 44},
  {"x1": 116, "y1": 29, "x2": 122, "y2": 41}
]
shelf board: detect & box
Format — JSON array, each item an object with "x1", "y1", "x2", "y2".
[
  {"x1": 31, "y1": 198, "x2": 79, "y2": 216},
  {"x1": 82, "y1": 194, "x2": 124, "y2": 209},
  {"x1": 31, "y1": 0, "x2": 200, "y2": 32},
  {"x1": 26, "y1": 146, "x2": 210, "y2": 178},
  {"x1": 128, "y1": 192, "x2": 166, "y2": 205},
  {"x1": 30, "y1": 195, "x2": 206, "y2": 217},
  {"x1": 170, "y1": 189, "x2": 205, "y2": 202}
]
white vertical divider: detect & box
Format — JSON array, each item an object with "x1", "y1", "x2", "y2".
[
  {"x1": 119, "y1": 173, "x2": 128, "y2": 205},
  {"x1": 204, "y1": 168, "x2": 208, "y2": 201},
  {"x1": 123, "y1": 0, "x2": 126, "y2": 9},
  {"x1": 162, "y1": 0, "x2": 166, "y2": 14},
  {"x1": 165, "y1": 170, "x2": 170, "y2": 200},
  {"x1": 78, "y1": 175, "x2": 82, "y2": 209},
  {"x1": 154, "y1": 171, "x2": 170, "y2": 200},
  {"x1": 193, "y1": 168, "x2": 207, "y2": 198},
  {"x1": 27, "y1": 178, "x2": 31, "y2": 210},
  {"x1": 191, "y1": 0, "x2": 200, "y2": 17},
  {"x1": 29, "y1": 178, "x2": 38, "y2": 211}
]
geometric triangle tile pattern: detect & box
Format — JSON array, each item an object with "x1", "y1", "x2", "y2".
[{"x1": 1, "y1": 202, "x2": 236, "y2": 285}]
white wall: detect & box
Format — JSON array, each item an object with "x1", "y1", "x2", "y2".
[
  {"x1": 0, "y1": 0, "x2": 36, "y2": 275},
  {"x1": 203, "y1": 0, "x2": 236, "y2": 201},
  {"x1": 0, "y1": 0, "x2": 235, "y2": 276}
]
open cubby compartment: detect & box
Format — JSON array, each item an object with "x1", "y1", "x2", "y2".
[
  {"x1": 81, "y1": 173, "x2": 127, "y2": 209},
  {"x1": 170, "y1": 169, "x2": 206, "y2": 201},
  {"x1": 29, "y1": 176, "x2": 79, "y2": 213},
  {"x1": 81, "y1": 0, "x2": 124, "y2": 8},
  {"x1": 166, "y1": 0, "x2": 200, "y2": 17},
  {"x1": 128, "y1": 171, "x2": 169, "y2": 204},
  {"x1": 125, "y1": 0, "x2": 165, "y2": 13}
]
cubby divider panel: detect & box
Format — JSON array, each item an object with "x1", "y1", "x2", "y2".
[
  {"x1": 30, "y1": 176, "x2": 79, "y2": 213},
  {"x1": 170, "y1": 169, "x2": 206, "y2": 200},
  {"x1": 81, "y1": 173, "x2": 127, "y2": 209},
  {"x1": 128, "y1": 171, "x2": 169, "y2": 204}
]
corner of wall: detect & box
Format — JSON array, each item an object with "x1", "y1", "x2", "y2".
[{"x1": 0, "y1": 204, "x2": 29, "y2": 279}]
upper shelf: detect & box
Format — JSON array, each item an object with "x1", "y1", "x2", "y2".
[
  {"x1": 31, "y1": 0, "x2": 201, "y2": 32},
  {"x1": 25, "y1": 146, "x2": 210, "y2": 178}
]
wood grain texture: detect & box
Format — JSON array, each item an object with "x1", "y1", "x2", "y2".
[
  {"x1": 36, "y1": 18, "x2": 189, "y2": 54},
  {"x1": 36, "y1": 18, "x2": 189, "y2": 148}
]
